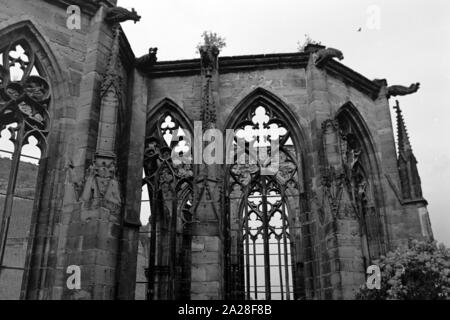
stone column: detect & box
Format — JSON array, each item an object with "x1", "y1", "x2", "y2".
[
  {"x1": 305, "y1": 51, "x2": 336, "y2": 299},
  {"x1": 306, "y1": 52, "x2": 365, "y2": 299},
  {"x1": 319, "y1": 118, "x2": 367, "y2": 300},
  {"x1": 115, "y1": 68, "x2": 149, "y2": 300},
  {"x1": 372, "y1": 80, "x2": 400, "y2": 249},
  {"x1": 190, "y1": 45, "x2": 223, "y2": 300},
  {"x1": 54, "y1": 8, "x2": 128, "y2": 300}
]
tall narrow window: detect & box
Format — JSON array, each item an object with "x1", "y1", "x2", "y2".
[
  {"x1": 0, "y1": 41, "x2": 50, "y2": 299},
  {"x1": 337, "y1": 113, "x2": 384, "y2": 264},
  {"x1": 135, "y1": 106, "x2": 193, "y2": 300},
  {"x1": 134, "y1": 173, "x2": 152, "y2": 300},
  {"x1": 226, "y1": 99, "x2": 304, "y2": 300}
]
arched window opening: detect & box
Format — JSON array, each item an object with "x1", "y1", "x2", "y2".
[
  {"x1": 337, "y1": 112, "x2": 383, "y2": 265},
  {"x1": 135, "y1": 173, "x2": 151, "y2": 300},
  {"x1": 226, "y1": 100, "x2": 303, "y2": 300},
  {"x1": 0, "y1": 40, "x2": 50, "y2": 299},
  {"x1": 135, "y1": 106, "x2": 193, "y2": 300}
]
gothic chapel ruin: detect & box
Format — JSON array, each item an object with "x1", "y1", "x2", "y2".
[{"x1": 0, "y1": 0, "x2": 432, "y2": 300}]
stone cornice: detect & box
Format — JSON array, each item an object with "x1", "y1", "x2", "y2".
[
  {"x1": 323, "y1": 60, "x2": 382, "y2": 100},
  {"x1": 148, "y1": 52, "x2": 382, "y2": 99},
  {"x1": 149, "y1": 52, "x2": 310, "y2": 78},
  {"x1": 43, "y1": 0, "x2": 115, "y2": 17},
  {"x1": 220, "y1": 52, "x2": 310, "y2": 74},
  {"x1": 402, "y1": 198, "x2": 429, "y2": 206}
]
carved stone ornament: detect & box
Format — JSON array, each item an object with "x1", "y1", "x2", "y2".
[
  {"x1": 230, "y1": 163, "x2": 259, "y2": 187},
  {"x1": 273, "y1": 152, "x2": 297, "y2": 185},
  {"x1": 315, "y1": 47, "x2": 344, "y2": 66},
  {"x1": 321, "y1": 118, "x2": 339, "y2": 133},
  {"x1": 80, "y1": 157, "x2": 122, "y2": 205},
  {"x1": 200, "y1": 45, "x2": 219, "y2": 128},
  {"x1": 62, "y1": 160, "x2": 81, "y2": 205},
  {"x1": 321, "y1": 167, "x2": 346, "y2": 216},
  {"x1": 100, "y1": 27, "x2": 122, "y2": 100},
  {"x1": 135, "y1": 47, "x2": 158, "y2": 71},
  {"x1": 339, "y1": 130, "x2": 361, "y2": 173},
  {"x1": 386, "y1": 82, "x2": 420, "y2": 98},
  {"x1": 199, "y1": 45, "x2": 219, "y2": 78},
  {"x1": 144, "y1": 139, "x2": 194, "y2": 183},
  {"x1": 201, "y1": 77, "x2": 216, "y2": 127},
  {"x1": 337, "y1": 187, "x2": 358, "y2": 220},
  {"x1": 104, "y1": 7, "x2": 141, "y2": 25}
]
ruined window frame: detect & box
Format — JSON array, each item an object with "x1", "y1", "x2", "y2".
[
  {"x1": 0, "y1": 38, "x2": 51, "y2": 300},
  {"x1": 224, "y1": 92, "x2": 308, "y2": 301},
  {"x1": 136, "y1": 100, "x2": 194, "y2": 300},
  {"x1": 336, "y1": 106, "x2": 386, "y2": 265}
]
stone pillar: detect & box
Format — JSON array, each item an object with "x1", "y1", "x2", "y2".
[
  {"x1": 372, "y1": 81, "x2": 401, "y2": 248},
  {"x1": 306, "y1": 52, "x2": 365, "y2": 299},
  {"x1": 52, "y1": 7, "x2": 129, "y2": 300},
  {"x1": 190, "y1": 45, "x2": 223, "y2": 300},
  {"x1": 320, "y1": 119, "x2": 367, "y2": 300},
  {"x1": 115, "y1": 69, "x2": 148, "y2": 300},
  {"x1": 305, "y1": 52, "x2": 335, "y2": 299}
]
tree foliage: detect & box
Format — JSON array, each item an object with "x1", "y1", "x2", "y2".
[
  {"x1": 297, "y1": 34, "x2": 322, "y2": 52},
  {"x1": 196, "y1": 31, "x2": 226, "y2": 52},
  {"x1": 356, "y1": 240, "x2": 450, "y2": 300}
]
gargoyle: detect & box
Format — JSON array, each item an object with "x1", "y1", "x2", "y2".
[
  {"x1": 104, "y1": 7, "x2": 141, "y2": 25},
  {"x1": 387, "y1": 83, "x2": 420, "y2": 98},
  {"x1": 135, "y1": 48, "x2": 158, "y2": 70},
  {"x1": 315, "y1": 47, "x2": 344, "y2": 66}
]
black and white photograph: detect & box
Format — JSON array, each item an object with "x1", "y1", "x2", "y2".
[{"x1": 0, "y1": 0, "x2": 449, "y2": 312}]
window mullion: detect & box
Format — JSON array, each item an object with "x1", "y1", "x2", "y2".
[
  {"x1": 281, "y1": 197, "x2": 291, "y2": 300},
  {"x1": 0, "y1": 121, "x2": 26, "y2": 268},
  {"x1": 169, "y1": 195, "x2": 178, "y2": 299},
  {"x1": 243, "y1": 191, "x2": 251, "y2": 300},
  {"x1": 277, "y1": 239, "x2": 284, "y2": 300},
  {"x1": 261, "y1": 178, "x2": 271, "y2": 300},
  {"x1": 252, "y1": 237, "x2": 257, "y2": 300},
  {"x1": 147, "y1": 184, "x2": 158, "y2": 300}
]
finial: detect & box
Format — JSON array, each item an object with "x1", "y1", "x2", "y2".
[{"x1": 394, "y1": 100, "x2": 412, "y2": 154}]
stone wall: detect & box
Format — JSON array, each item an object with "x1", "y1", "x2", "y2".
[
  {"x1": 0, "y1": 0, "x2": 134, "y2": 300},
  {"x1": 0, "y1": 0, "x2": 432, "y2": 300},
  {"x1": 138, "y1": 53, "x2": 430, "y2": 299}
]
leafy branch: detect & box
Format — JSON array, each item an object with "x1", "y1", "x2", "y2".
[
  {"x1": 196, "y1": 31, "x2": 226, "y2": 52},
  {"x1": 297, "y1": 34, "x2": 322, "y2": 52}
]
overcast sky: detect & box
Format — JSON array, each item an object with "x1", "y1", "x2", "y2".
[{"x1": 118, "y1": 0, "x2": 450, "y2": 246}]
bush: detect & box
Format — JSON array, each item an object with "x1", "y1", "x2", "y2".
[
  {"x1": 356, "y1": 240, "x2": 450, "y2": 300},
  {"x1": 297, "y1": 34, "x2": 321, "y2": 52},
  {"x1": 196, "y1": 31, "x2": 226, "y2": 52}
]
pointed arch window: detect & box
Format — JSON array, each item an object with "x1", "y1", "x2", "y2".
[
  {"x1": 337, "y1": 111, "x2": 384, "y2": 264},
  {"x1": 0, "y1": 40, "x2": 51, "y2": 299},
  {"x1": 226, "y1": 95, "x2": 305, "y2": 300},
  {"x1": 135, "y1": 103, "x2": 194, "y2": 300}
]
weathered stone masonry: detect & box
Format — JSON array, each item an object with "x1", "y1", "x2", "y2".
[{"x1": 0, "y1": 0, "x2": 432, "y2": 300}]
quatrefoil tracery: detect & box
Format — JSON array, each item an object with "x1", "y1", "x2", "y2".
[
  {"x1": 0, "y1": 41, "x2": 50, "y2": 149},
  {"x1": 230, "y1": 105, "x2": 298, "y2": 188}
]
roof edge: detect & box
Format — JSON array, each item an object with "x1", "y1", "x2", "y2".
[
  {"x1": 147, "y1": 52, "x2": 381, "y2": 99},
  {"x1": 43, "y1": 0, "x2": 115, "y2": 17}
]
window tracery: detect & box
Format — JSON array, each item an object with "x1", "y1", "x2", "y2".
[
  {"x1": 135, "y1": 108, "x2": 193, "y2": 300},
  {"x1": 0, "y1": 40, "x2": 50, "y2": 299},
  {"x1": 226, "y1": 102, "x2": 303, "y2": 300}
]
